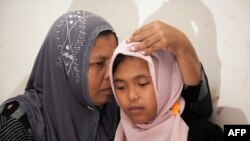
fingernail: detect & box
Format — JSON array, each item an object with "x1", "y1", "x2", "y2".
[
  {"x1": 130, "y1": 46, "x2": 135, "y2": 51},
  {"x1": 139, "y1": 51, "x2": 146, "y2": 55},
  {"x1": 126, "y1": 38, "x2": 131, "y2": 43}
]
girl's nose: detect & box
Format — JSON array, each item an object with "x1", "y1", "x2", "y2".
[{"x1": 128, "y1": 88, "x2": 139, "y2": 101}]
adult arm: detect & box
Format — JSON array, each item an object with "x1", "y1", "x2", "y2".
[
  {"x1": 181, "y1": 65, "x2": 213, "y2": 119},
  {"x1": 127, "y1": 20, "x2": 212, "y2": 118}
]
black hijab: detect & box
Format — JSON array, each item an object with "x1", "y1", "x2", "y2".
[{"x1": 5, "y1": 10, "x2": 119, "y2": 141}]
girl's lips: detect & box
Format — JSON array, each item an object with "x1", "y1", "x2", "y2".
[{"x1": 128, "y1": 106, "x2": 144, "y2": 114}]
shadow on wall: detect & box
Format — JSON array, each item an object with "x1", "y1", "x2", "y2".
[
  {"x1": 142, "y1": 0, "x2": 222, "y2": 124},
  {"x1": 210, "y1": 88, "x2": 249, "y2": 127},
  {"x1": 211, "y1": 106, "x2": 249, "y2": 129},
  {"x1": 143, "y1": 0, "x2": 221, "y2": 102}
]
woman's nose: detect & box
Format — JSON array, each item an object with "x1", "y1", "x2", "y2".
[
  {"x1": 104, "y1": 60, "x2": 111, "y2": 79},
  {"x1": 104, "y1": 67, "x2": 109, "y2": 79}
]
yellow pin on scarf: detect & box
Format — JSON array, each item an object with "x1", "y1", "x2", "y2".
[{"x1": 172, "y1": 102, "x2": 180, "y2": 116}]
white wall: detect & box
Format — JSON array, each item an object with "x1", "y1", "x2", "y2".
[{"x1": 0, "y1": 0, "x2": 249, "y2": 128}]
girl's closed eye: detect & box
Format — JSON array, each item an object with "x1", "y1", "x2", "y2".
[
  {"x1": 138, "y1": 81, "x2": 150, "y2": 87},
  {"x1": 137, "y1": 77, "x2": 151, "y2": 87},
  {"x1": 115, "y1": 83, "x2": 126, "y2": 91}
]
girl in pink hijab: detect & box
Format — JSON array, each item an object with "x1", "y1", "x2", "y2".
[{"x1": 109, "y1": 39, "x2": 223, "y2": 141}]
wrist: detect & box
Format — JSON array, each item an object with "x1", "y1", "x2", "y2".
[{"x1": 176, "y1": 47, "x2": 201, "y2": 85}]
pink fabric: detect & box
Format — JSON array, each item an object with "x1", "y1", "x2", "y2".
[{"x1": 109, "y1": 39, "x2": 189, "y2": 141}]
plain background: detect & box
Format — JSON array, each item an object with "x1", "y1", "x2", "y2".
[{"x1": 0, "y1": 0, "x2": 249, "y2": 128}]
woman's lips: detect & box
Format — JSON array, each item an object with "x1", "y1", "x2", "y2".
[{"x1": 100, "y1": 87, "x2": 112, "y2": 95}]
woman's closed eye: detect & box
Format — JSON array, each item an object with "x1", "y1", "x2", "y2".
[{"x1": 90, "y1": 60, "x2": 105, "y2": 68}]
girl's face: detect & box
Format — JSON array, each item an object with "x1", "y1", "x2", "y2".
[
  {"x1": 88, "y1": 34, "x2": 117, "y2": 106},
  {"x1": 113, "y1": 56, "x2": 157, "y2": 124}
]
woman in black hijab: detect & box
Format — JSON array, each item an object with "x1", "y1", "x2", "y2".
[
  {"x1": 0, "y1": 10, "x2": 213, "y2": 141},
  {"x1": 0, "y1": 10, "x2": 119, "y2": 141}
]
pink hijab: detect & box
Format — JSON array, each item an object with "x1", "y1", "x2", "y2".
[{"x1": 109, "y1": 39, "x2": 189, "y2": 141}]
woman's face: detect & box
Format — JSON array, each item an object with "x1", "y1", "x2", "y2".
[
  {"x1": 113, "y1": 56, "x2": 157, "y2": 124},
  {"x1": 88, "y1": 34, "x2": 117, "y2": 106}
]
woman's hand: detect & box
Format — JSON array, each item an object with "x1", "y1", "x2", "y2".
[{"x1": 127, "y1": 20, "x2": 201, "y2": 86}]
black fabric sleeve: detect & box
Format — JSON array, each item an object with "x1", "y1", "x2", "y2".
[
  {"x1": 182, "y1": 107, "x2": 224, "y2": 141},
  {"x1": 182, "y1": 64, "x2": 213, "y2": 119},
  {"x1": 0, "y1": 101, "x2": 33, "y2": 141}
]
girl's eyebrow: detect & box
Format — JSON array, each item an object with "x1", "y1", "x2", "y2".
[
  {"x1": 114, "y1": 74, "x2": 150, "y2": 82},
  {"x1": 134, "y1": 74, "x2": 151, "y2": 80},
  {"x1": 114, "y1": 78, "x2": 124, "y2": 83}
]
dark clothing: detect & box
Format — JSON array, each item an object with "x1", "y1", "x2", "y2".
[
  {"x1": 182, "y1": 107, "x2": 224, "y2": 141},
  {"x1": 181, "y1": 68, "x2": 224, "y2": 140},
  {"x1": 182, "y1": 65, "x2": 213, "y2": 119},
  {"x1": 0, "y1": 101, "x2": 33, "y2": 141}
]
